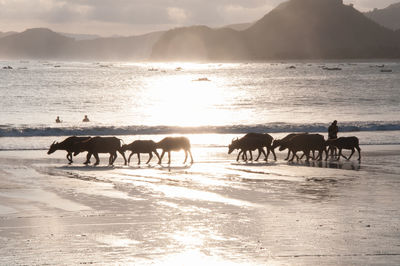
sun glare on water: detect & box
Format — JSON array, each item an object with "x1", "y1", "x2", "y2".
[{"x1": 141, "y1": 70, "x2": 231, "y2": 127}]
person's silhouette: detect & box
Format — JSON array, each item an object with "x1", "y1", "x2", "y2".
[
  {"x1": 55, "y1": 116, "x2": 61, "y2": 123},
  {"x1": 82, "y1": 115, "x2": 90, "y2": 122},
  {"x1": 328, "y1": 120, "x2": 338, "y2": 139},
  {"x1": 328, "y1": 120, "x2": 339, "y2": 157}
]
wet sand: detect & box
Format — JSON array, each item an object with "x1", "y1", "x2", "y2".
[{"x1": 1, "y1": 145, "x2": 400, "y2": 265}]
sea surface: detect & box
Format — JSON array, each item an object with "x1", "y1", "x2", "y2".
[
  {"x1": 0, "y1": 60, "x2": 399, "y2": 149},
  {"x1": 1, "y1": 60, "x2": 400, "y2": 265}
]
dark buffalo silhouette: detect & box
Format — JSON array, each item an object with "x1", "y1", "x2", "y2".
[
  {"x1": 273, "y1": 133, "x2": 316, "y2": 160},
  {"x1": 47, "y1": 136, "x2": 91, "y2": 164},
  {"x1": 156, "y1": 137, "x2": 193, "y2": 164},
  {"x1": 228, "y1": 133, "x2": 276, "y2": 162},
  {"x1": 325, "y1": 137, "x2": 361, "y2": 161},
  {"x1": 280, "y1": 134, "x2": 326, "y2": 162},
  {"x1": 121, "y1": 140, "x2": 160, "y2": 165},
  {"x1": 73, "y1": 136, "x2": 127, "y2": 166}
]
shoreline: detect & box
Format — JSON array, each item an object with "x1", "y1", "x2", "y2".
[{"x1": 0, "y1": 144, "x2": 400, "y2": 264}]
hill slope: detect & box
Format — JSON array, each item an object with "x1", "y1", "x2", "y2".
[
  {"x1": 0, "y1": 28, "x2": 164, "y2": 60},
  {"x1": 0, "y1": 28, "x2": 74, "y2": 59},
  {"x1": 244, "y1": 0, "x2": 399, "y2": 59},
  {"x1": 151, "y1": 26, "x2": 248, "y2": 61},
  {"x1": 151, "y1": 0, "x2": 400, "y2": 60},
  {"x1": 364, "y1": 2, "x2": 400, "y2": 30}
]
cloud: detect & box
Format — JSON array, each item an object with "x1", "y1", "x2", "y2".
[
  {"x1": 0, "y1": 0, "x2": 399, "y2": 35},
  {"x1": 344, "y1": 0, "x2": 397, "y2": 11},
  {"x1": 167, "y1": 7, "x2": 188, "y2": 24}
]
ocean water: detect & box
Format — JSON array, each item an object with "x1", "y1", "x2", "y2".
[
  {"x1": 1, "y1": 60, "x2": 400, "y2": 265},
  {"x1": 0, "y1": 60, "x2": 399, "y2": 149}
]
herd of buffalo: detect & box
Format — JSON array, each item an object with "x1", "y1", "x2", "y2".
[{"x1": 47, "y1": 133, "x2": 361, "y2": 166}]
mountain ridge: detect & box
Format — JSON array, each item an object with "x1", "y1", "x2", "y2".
[
  {"x1": 0, "y1": 28, "x2": 164, "y2": 60},
  {"x1": 151, "y1": 0, "x2": 400, "y2": 60},
  {"x1": 1, "y1": 0, "x2": 400, "y2": 61},
  {"x1": 364, "y1": 2, "x2": 400, "y2": 30}
]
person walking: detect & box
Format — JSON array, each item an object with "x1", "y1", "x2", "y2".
[
  {"x1": 328, "y1": 120, "x2": 338, "y2": 139},
  {"x1": 328, "y1": 120, "x2": 339, "y2": 157}
]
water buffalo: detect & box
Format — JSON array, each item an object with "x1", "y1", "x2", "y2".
[
  {"x1": 47, "y1": 136, "x2": 91, "y2": 164},
  {"x1": 273, "y1": 133, "x2": 316, "y2": 160},
  {"x1": 156, "y1": 137, "x2": 193, "y2": 164},
  {"x1": 325, "y1": 137, "x2": 361, "y2": 161},
  {"x1": 73, "y1": 136, "x2": 127, "y2": 166},
  {"x1": 121, "y1": 140, "x2": 160, "y2": 165},
  {"x1": 280, "y1": 134, "x2": 326, "y2": 162},
  {"x1": 228, "y1": 133, "x2": 276, "y2": 162}
]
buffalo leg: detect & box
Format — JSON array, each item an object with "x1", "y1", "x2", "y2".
[
  {"x1": 339, "y1": 149, "x2": 348, "y2": 160},
  {"x1": 84, "y1": 153, "x2": 91, "y2": 165},
  {"x1": 167, "y1": 151, "x2": 171, "y2": 164},
  {"x1": 109, "y1": 152, "x2": 114, "y2": 165},
  {"x1": 128, "y1": 152, "x2": 134, "y2": 164},
  {"x1": 137, "y1": 153, "x2": 141, "y2": 165},
  {"x1": 347, "y1": 148, "x2": 355, "y2": 160},
  {"x1": 93, "y1": 153, "x2": 100, "y2": 166},
  {"x1": 336, "y1": 149, "x2": 343, "y2": 160},
  {"x1": 262, "y1": 148, "x2": 269, "y2": 161},
  {"x1": 356, "y1": 146, "x2": 361, "y2": 161},
  {"x1": 305, "y1": 150, "x2": 310, "y2": 162},
  {"x1": 112, "y1": 151, "x2": 118, "y2": 164},
  {"x1": 289, "y1": 151, "x2": 297, "y2": 162},
  {"x1": 243, "y1": 150, "x2": 249, "y2": 161},
  {"x1": 188, "y1": 149, "x2": 194, "y2": 164},
  {"x1": 249, "y1": 151, "x2": 253, "y2": 161},
  {"x1": 67, "y1": 152, "x2": 73, "y2": 164},
  {"x1": 255, "y1": 149, "x2": 261, "y2": 161},
  {"x1": 270, "y1": 147, "x2": 277, "y2": 161},
  {"x1": 183, "y1": 150, "x2": 188, "y2": 164},
  {"x1": 118, "y1": 149, "x2": 127, "y2": 165},
  {"x1": 256, "y1": 148, "x2": 266, "y2": 161},
  {"x1": 236, "y1": 150, "x2": 242, "y2": 162},
  {"x1": 158, "y1": 150, "x2": 165, "y2": 164},
  {"x1": 108, "y1": 153, "x2": 113, "y2": 165},
  {"x1": 317, "y1": 149, "x2": 323, "y2": 161},
  {"x1": 153, "y1": 150, "x2": 161, "y2": 161},
  {"x1": 285, "y1": 150, "x2": 291, "y2": 160},
  {"x1": 146, "y1": 153, "x2": 153, "y2": 164}
]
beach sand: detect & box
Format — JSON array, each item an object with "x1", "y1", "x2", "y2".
[{"x1": 1, "y1": 144, "x2": 400, "y2": 265}]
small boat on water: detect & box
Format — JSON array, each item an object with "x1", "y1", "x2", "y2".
[
  {"x1": 286, "y1": 65, "x2": 296, "y2": 69},
  {"x1": 323, "y1": 67, "x2": 342, "y2": 71},
  {"x1": 193, "y1": 77, "x2": 210, "y2": 82},
  {"x1": 380, "y1": 69, "x2": 392, "y2": 73},
  {"x1": 2, "y1": 66, "x2": 13, "y2": 70}
]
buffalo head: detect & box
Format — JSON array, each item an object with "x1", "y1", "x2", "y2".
[
  {"x1": 228, "y1": 138, "x2": 239, "y2": 154},
  {"x1": 121, "y1": 144, "x2": 129, "y2": 152},
  {"x1": 47, "y1": 141, "x2": 58, "y2": 154},
  {"x1": 272, "y1": 139, "x2": 281, "y2": 149}
]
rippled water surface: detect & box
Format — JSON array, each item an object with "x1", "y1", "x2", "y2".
[{"x1": 1, "y1": 61, "x2": 399, "y2": 129}]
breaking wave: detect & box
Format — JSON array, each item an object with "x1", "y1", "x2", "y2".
[{"x1": 1, "y1": 121, "x2": 400, "y2": 137}]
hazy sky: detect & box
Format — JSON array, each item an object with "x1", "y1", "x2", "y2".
[{"x1": 0, "y1": 0, "x2": 398, "y2": 36}]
